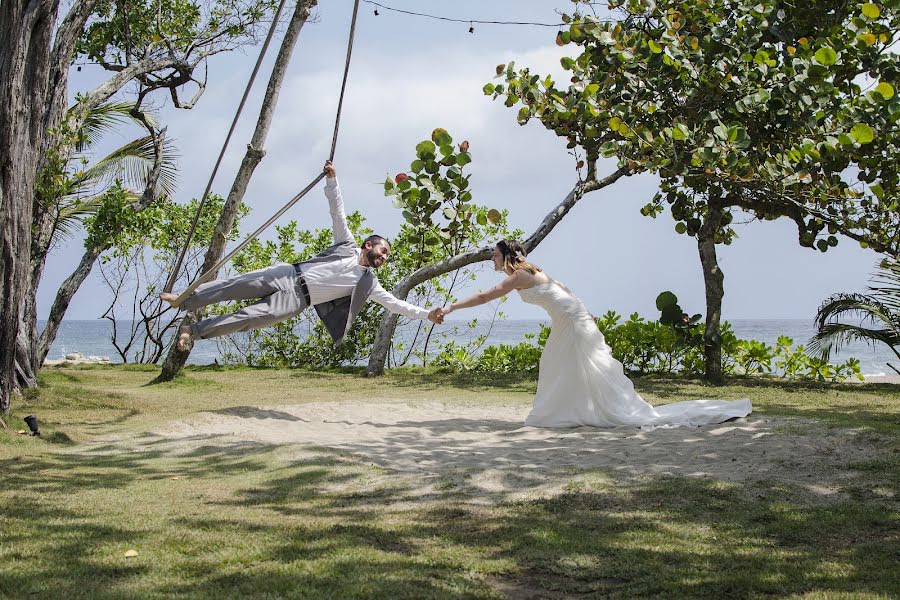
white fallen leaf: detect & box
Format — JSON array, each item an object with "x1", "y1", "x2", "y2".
[{"x1": 124, "y1": 549, "x2": 138, "y2": 558}]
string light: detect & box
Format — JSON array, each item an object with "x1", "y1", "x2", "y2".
[{"x1": 362, "y1": 0, "x2": 571, "y2": 28}]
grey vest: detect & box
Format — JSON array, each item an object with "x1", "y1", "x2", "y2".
[{"x1": 296, "y1": 240, "x2": 377, "y2": 345}]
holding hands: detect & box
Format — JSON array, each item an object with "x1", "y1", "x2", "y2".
[{"x1": 427, "y1": 307, "x2": 445, "y2": 324}]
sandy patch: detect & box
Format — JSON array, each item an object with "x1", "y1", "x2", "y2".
[{"x1": 77, "y1": 398, "x2": 892, "y2": 503}]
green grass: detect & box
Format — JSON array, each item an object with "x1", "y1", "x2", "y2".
[{"x1": 1, "y1": 366, "x2": 898, "y2": 599}]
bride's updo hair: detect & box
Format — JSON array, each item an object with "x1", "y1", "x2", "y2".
[{"x1": 496, "y1": 239, "x2": 542, "y2": 275}]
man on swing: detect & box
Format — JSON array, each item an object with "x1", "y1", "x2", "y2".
[{"x1": 161, "y1": 160, "x2": 444, "y2": 350}]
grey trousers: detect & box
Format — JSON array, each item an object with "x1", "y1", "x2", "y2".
[{"x1": 180, "y1": 263, "x2": 308, "y2": 339}]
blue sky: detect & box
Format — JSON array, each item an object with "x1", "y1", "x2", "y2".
[{"x1": 44, "y1": 0, "x2": 881, "y2": 322}]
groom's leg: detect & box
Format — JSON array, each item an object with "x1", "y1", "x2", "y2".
[
  {"x1": 180, "y1": 263, "x2": 295, "y2": 312},
  {"x1": 191, "y1": 285, "x2": 309, "y2": 340}
]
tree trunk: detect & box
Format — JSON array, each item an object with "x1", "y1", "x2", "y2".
[
  {"x1": 155, "y1": 0, "x2": 317, "y2": 383},
  {"x1": 36, "y1": 245, "x2": 103, "y2": 365},
  {"x1": 366, "y1": 169, "x2": 629, "y2": 376},
  {"x1": 697, "y1": 203, "x2": 726, "y2": 384},
  {"x1": 14, "y1": 242, "x2": 49, "y2": 390},
  {"x1": 0, "y1": 0, "x2": 62, "y2": 412},
  {"x1": 13, "y1": 0, "x2": 123, "y2": 395}
]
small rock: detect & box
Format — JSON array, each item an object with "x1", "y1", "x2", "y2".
[{"x1": 65, "y1": 352, "x2": 84, "y2": 361}]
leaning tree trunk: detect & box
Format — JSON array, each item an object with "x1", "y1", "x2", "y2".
[
  {"x1": 155, "y1": 0, "x2": 317, "y2": 383},
  {"x1": 0, "y1": 0, "x2": 63, "y2": 411},
  {"x1": 366, "y1": 167, "x2": 630, "y2": 376},
  {"x1": 37, "y1": 246, "x2": 103, "y2": 364},
  {"x1": 697, "y1": 203, "x2": 726, "y2": 384}
]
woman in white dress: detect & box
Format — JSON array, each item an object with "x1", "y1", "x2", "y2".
[{"x1": 438, "y1": 240, "x2": 752, "y2": 429}]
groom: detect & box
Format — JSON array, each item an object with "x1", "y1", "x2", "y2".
[{"x1": 162, "y1": 160, "x2": 444, "y2": 350}]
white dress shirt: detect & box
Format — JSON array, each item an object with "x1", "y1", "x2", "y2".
[{"x1": 300, "y1": 177, "x2": 431, "y2": 321}]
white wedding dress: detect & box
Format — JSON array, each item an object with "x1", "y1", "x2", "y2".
[{"x1": 518, "y1": 282, "x2": 752, "y2": 429}]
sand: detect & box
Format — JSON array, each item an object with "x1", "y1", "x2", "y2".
[{"x1": 79, "y1": 398, "x2": 895, "y2": 503}]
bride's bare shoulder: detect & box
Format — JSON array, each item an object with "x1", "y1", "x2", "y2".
[{"x1": 512, "y1": 270, "x2": 552, "y2": 289}]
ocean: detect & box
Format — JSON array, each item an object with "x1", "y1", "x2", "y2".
[{"x1": 41, "y1": 318, "x2": 896, "y2": 378}]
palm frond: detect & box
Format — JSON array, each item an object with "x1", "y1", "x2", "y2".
[
  {"x1": 74, "y1": 102, "x2": 134, "y2": 149},
  {"x1": 51, "y1": 195, "x2": 109, "y2": 244},
  {"x1": 813, "y1": 293, "x2": 895, "y2": 329},
  {"x1": 80, "y1": 135, "x2": 179, "y2": 199},
  {"x1": 811, "y1": 267, "x2": 900, "y2": 360},
  {"x1": 808, "y1": 322, "x2": 900, "y2": 359},
  {"x1": 73, "y1": 101, "x2": 161, "y2": 150}
]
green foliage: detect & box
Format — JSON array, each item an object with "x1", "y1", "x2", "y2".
[
  {"x1": 384, "y1": 130, "x2": 506, "y2": 257},
  {"x1": 88, "y1": 193, "x2": 240, "y2": 261},
  {"x1": 36, "y1": 102, "x2": 178, "y2": 249},
  {"x1": 434, "y1": 311, "x2": 863, "y2": 382},
  {"x1": 76, "y1": 0, "x2": 279, "y2": 66},
  {"x1": 656, "y1": 290, "x2": 702, "y2": 330},
  {"x1": 489, "y1": 0, "x2": 900, "y2": 255}
]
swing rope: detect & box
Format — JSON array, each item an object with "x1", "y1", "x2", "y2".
[
  {"x1": 163, "y1": 0, "x2": 290, "y2": 294},
  {"x1": 167, "y1": 0, "x2": 361, "y2": 306}
]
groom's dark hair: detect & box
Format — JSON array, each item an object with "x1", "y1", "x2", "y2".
[{"x1": 363, "y1": 234, "x2": 389, "y2": 249}]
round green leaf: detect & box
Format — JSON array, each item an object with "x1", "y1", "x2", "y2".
[
  {"x1": 483, "y1": 83, "x2": 495, "y2": 95},
  {"x1": 517, "y1": 107, "x2": 531, "y2": 124},
  {"x1": 655, "y1": 291, "x2": 678, "y2": 311},
  {"x1": 861, "y1": 2, "x2": 880, "y2": 18},
  {"x1": 476, "y1": 213, "x2": 487, "y2": 226},
  {"x1": 850, "y1": 123, "x2": 874, "y2": 144},
  {"x1": 456, "y1": 152, "x2": 472, "y2": 166},
  {"x1": 814, "y1": 47, "x2": 837, "y2": 66},
  {"x1": 487, "y1": 208, "x2": 502, "y2": 224},
  {"x1": 416, "y1": 140, "x2": 436, "y2": 158},
  {"x1": 432, "y1": 129, "x2": 453, "y2": 146},
  {"x1": 876, "y1": 82, "x2": 894, "y2": 100},
  {"x1": 648, "y1": 39, "x2": 662, "y2": 54},
  {"x1": 675, "y1": 222, "x2": 687, "y2": 234}
]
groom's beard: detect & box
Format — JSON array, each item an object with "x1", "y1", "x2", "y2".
[{"x1": 364, "y1": 248, "x2": 385, "y2": 268}]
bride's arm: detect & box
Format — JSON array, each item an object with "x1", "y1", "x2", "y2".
[{"x1": 442, "y1": 273, "x2": 522, "y2": 316}]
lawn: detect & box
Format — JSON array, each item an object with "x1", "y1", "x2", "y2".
[{"x1": 1, "y1": 365, "x2": 897, "y2": 599}]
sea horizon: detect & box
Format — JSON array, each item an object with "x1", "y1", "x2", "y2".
[{"x1": 38, "y1": 317, "x2": 896, "y2": 378}]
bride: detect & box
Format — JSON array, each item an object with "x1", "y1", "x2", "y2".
[{"x1": 438, "y1": 240, "x2": 752, "y2": 429}]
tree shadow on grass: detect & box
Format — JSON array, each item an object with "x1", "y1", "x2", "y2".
[
  {"x1": 1, "y1": 420, "x2": 897, "y2": 599},
  {"x1": 162, "y1": 462, "x2": 900, "y2": 597}
]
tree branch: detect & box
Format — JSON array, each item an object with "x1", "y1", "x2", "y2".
[{"x1": 366, "y1": 165, "x2": 631, "y2": 375}]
